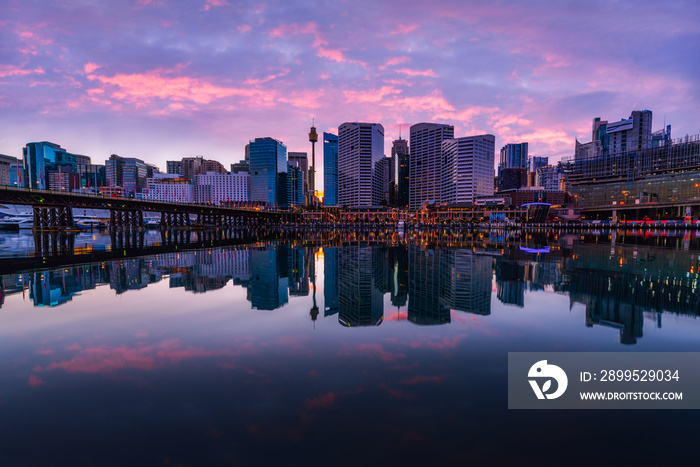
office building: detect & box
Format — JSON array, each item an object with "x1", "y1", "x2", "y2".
[
  {"x1": 287, "y1": 164, "x2": 304, "y2": 207},
  {"x1": 497, "y1": 167, "x2": 527, "y2": 192},
  {"x1": 323, "y1": 132, "x2": 339, "y2": 206},
  {"x1": 166, "y1": 160, "x2": 182, "y2": 175},
  {"x1": 409, "y1": 123, "x2": 454, "y2": 208},
  {"x1": 106, "y1": 154, "x2": 147, "y2": 197},
  {"x1": 500, "y1": 142, "x2": 528, "y2": 169},
  {"x1": 391, "y1": 138, "x2": 409, "y2": 207},
  {"x1": 249, "y1": 137, "x2": 287, "y2": 208},
  {"x1": 23, "y1": 142, "x2": 90, "y2": 190},
  {"x1": 376, "y1": 156, "x2": 391, "y2": 204},
  {"x1": 194, "y1": 172, "x2": 249, "y2": 205},
  {"x1": 0, "y1": 154, "x2": 17, "y2": 186},
  {"x1": 338, "y1": 122, "x2": 384, "y2": 207},
  {"x1": 145, "y1": 174, "x2": 193, "y2": 203},
  {"x1": 288, "y1": 152, "x2": 308, "y2": 203},
  {"x1": 536, "y1": 165, "x2": 564, "y2": 191},
  {"x1": 528, "y1": 156, "x2": 548, "y2": 173},
  {"x1": 562, "y1": 110, "x2": 700, "y2": 207},
  {"x1": 441, "y1": 134, "x2": 496, "y2": 204}
]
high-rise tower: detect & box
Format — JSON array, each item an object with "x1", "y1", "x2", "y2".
[
  {"x1": 338, "y1": 122, "x2": 385, "y2": 207},
  {"x1": 409, "y1": 123, "x2": 454, "y2": 209},
  {"x1": 309, "y1": 123, "x2": 318, "y2": 204}
]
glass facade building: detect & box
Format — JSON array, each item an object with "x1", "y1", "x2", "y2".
[
  {"x1": 23, "y1": 142, "x2": 90, "y2": 190},
  {"x1": 323, "y1": 132, "x2": 339, "y2": 206},
  {"x1": 249, "y1": 137, "x2": 287, "y2": 208}
]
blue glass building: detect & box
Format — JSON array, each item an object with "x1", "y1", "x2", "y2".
[
  {"x1": 23, "y1": 142, "x2": 89, "y2": 190},
  {"x1": 249, "y1": 138, "x2": 287, "y2": 208},
  {"x1": 323, "y1": 132, "x2": 338, "y2": 206}
]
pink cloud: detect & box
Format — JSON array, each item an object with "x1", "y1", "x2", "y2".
[
  {"x1": 84, "y1": 63, "x2": 100, "y2": 74},
  {"x1": 0, "y1": 64, "x2": 43, "y2": 78},
  {"x1": 338, "y1": 342, "x2": 405, "y2": 363},
  {"x1": 87, "y1": 68, "x2": 274, "y2": 108},
  {"x1": 237, "y1": 24, "x2": 252, "y2": 34},
  {"x1": 389, "y1": 24, "x2": 419, "y2": 36},
  {"x1": 380, "y1": 56, "x2": 411, "y2": 70},
  {"x1": 344, "y1": 86, "x2": 401, "y2": 104},
  {"x1": 34, "y1": 349, "x2": 55, "y2": 355},
  {"x1": 202, "y1": 0, "x2": 229, "y2": 12},
  {"x1": 38, "y1": 339, "x2": 240, "y2": 375},
  {"x1": 395, "y1": 68, "x2": 438, "y2": 78},
  {"x1": 28, "y1": 374, "x2": 45, "y2": 387},
  {"x1": 304, "y1": 392, "x2": 337, "y2": 410}
]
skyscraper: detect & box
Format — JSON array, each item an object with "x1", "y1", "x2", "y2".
[
  {"x1": 288, "y1": 152, "x2": 308, "y2": 203},
  {"x1": 441, "y1": 134, "x2": 496, "y2": 204},
  {"x1": 323, "y1": 132, "x2": 339, "y2": 206},
  {"x1": 249, "y1": 137, "x2": 287, "y2": 208},
  {"x1": 338, "y1": 122, "x2": 385, "y2": 207},
  {"x1": 409, "y1": 123, "x2": 454, "y2": 209},
  {"x1": 500, "y1": 142, "x2": 528, "y2": 169},
  {"x1": 391, "y1": 138, "x2": 409, "y2": 207}
]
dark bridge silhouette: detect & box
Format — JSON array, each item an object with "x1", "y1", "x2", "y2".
[{"x1": 0, "y1": 186, "x2": 296, "y2": 229}]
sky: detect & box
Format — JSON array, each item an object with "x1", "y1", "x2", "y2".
[{"x1": 1, "y1": 0, "x2": 699, "y2": 190}]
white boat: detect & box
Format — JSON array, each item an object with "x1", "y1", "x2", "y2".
[{"x1": 0, "y1": 215, "x2": 33, "y2": 230}]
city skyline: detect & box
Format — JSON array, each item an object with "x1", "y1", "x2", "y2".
[{"x1": 1, "y1": 1, "x2": 699, "y2": 191}]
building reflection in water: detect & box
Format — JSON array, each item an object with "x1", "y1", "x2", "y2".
[{"x1": 1, "y1": 231, "x2": 698, "y2": 344}]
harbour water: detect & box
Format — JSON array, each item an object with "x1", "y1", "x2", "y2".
[{"x1": 0, "y1": 228, "x2": 698, "y2": 465}]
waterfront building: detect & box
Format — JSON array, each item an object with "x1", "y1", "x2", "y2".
[
  {"x1": 78, "y1": 164, "x2": 106, "y2": 191},
  {"x1": 536, "y1": 165, "x2": 564, "y2": 191},
  {"x1": 194, "y1": 172, "x2": 249, "y2": 205},
  {"x1": 441, "y1": 134, "x2": 496, "y2": 205},
  {"x1": 323, "y1": 132, "x2": 339, "y2": 206},
  {"x1": 338, "y1": 122, "x2": 384, "y2": 207},
  {"x1": 9, "y1": 160, "x2": 23, "y2": 188},
  {"x1": 562, "y1": 110, "x2": 700, "y2": 208},
  {"x1": 249, "y1": 137, "x2": 287, "y2": 208},
  {"x1": 391, "y1": 138, "x2": 409, "y2": 207},
  {"x1": 497, "y1": 187, "x2": 566, "y2": 207},
  {"x1": 48, "y1": 166, "x2": 80, "y2": 191},
  {"x1": 24, "y1": 142, "x2": 90, "y2": 190},
  {"x1": 106, "y1": 154, "x2": 147, "y2": 197},
  {"x1": 409, "y1": 123, "x2": 454, "y2": 209},
  {"x1": 145, "y1": 174, "x2": 193, "y2": 203},
  {"x1": 497, "y1": 142, "x2": 528, "y2": 191},
  {"x1": 528, "y1": 156, "x2": 548, "y2": 173},
  {"x1": 497, "y1": 167, "x2": 527, "y2": 192},
  {"x1": 0, "y1": 154, "x2": 17, "y2": 186}
]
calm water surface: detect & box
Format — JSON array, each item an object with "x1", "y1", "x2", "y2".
[{"x1": 0, "y1": 229, "x2": 698, "y2": 465}]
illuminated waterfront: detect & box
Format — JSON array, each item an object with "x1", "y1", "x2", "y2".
[{"x1": 0, "y1": 229, "x2": 698, "y2": 464}]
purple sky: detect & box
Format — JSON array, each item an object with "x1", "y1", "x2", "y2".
[{"x1": 1, "y1": 0, "x2": 699, "y2": 189}]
